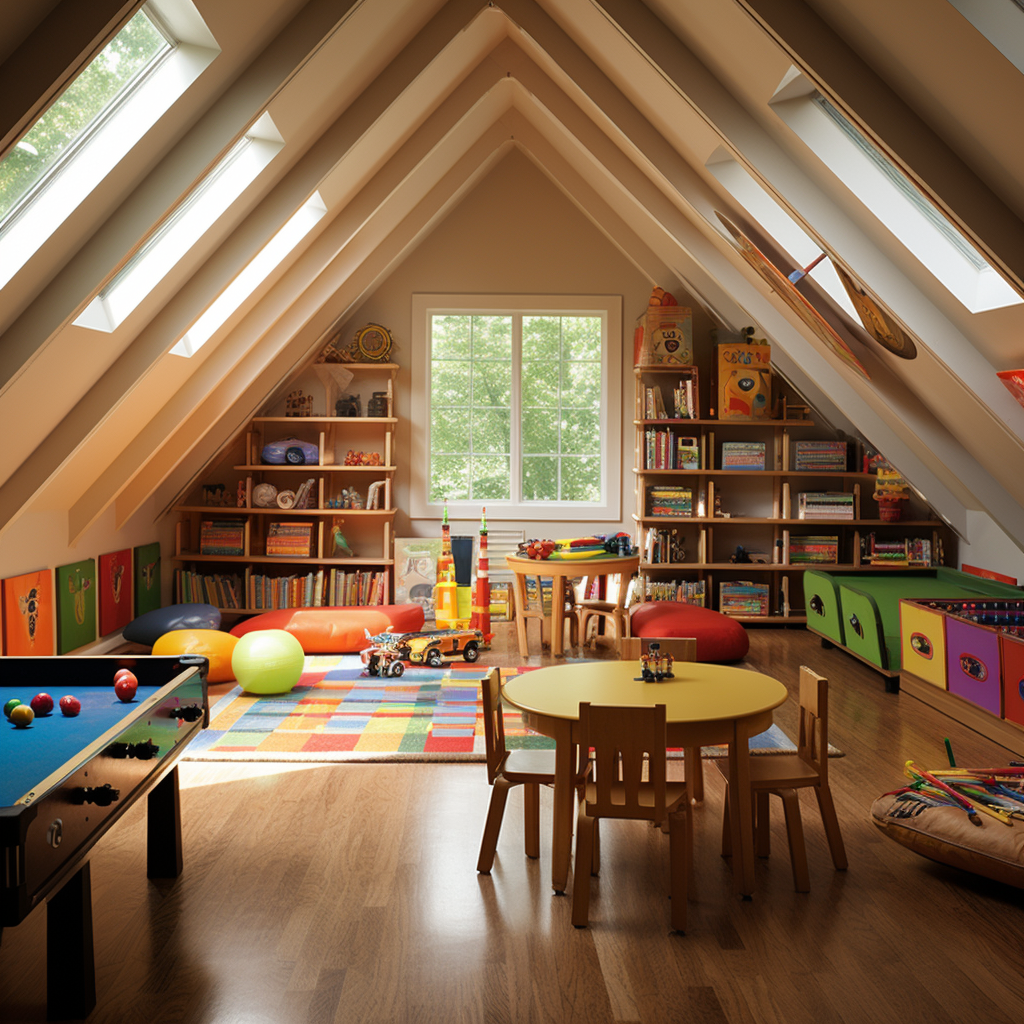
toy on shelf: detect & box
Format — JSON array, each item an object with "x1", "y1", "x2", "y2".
[
  {"x1": 318, "y1": 322, "x2": 394, "y2": 364},
  {"x1": 336, "y1": 394, "x2": 361, "y2": 417},
  {"x1": 635, "y1": 285, "x2": 693, "y2": 366},
  {"x1": 285, "y1": 389, "x2": 314, "y2": 417},
  {"x1": 361, "y1": 627, "x2": 487, "y2": 676},
  {"x1": 331, "y1": 521, "x2": 354, "y2": 557},
  {"x1": 202, "y1": 483, "x2": 235, "y2": 507},
  {"x1": 873, "y1": 461, "x2": 910, "y2": 522},
  {"x1": 637, "y1": 642, "x2": 674, "y2": 682},
  {"x1": 344, "y1": 449, "x2": 382, "y2": 466},
  {"x1": 262, "y1": 437, "x2": 319, "y2": 465}
]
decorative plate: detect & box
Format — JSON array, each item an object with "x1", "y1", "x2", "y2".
[{"x1": 355, "y1": 323, "x2": 393, "y2": 362}]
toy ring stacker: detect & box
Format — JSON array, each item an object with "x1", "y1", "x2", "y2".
[{"x1": 276, "y1": 490, "x2": 296, "y2": 509}]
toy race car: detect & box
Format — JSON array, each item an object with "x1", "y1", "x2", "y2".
[
  {"x1": 261, "y1": 437, "x2": 320, "y2": 465},
  {"x1": 361, "y1": 628, "x2": 487, "y2": 676}
]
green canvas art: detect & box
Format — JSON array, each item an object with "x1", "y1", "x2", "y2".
[
  {"x1": 56, "y1": 558, "x2": 96, "y2": 654},
  {"x1": 134, "y1": 541, "x2": 161, "y2": 616}
]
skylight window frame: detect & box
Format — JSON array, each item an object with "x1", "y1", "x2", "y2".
[
  {"x1": 0, "y1": 0, "x2": 220, "y2": 294},
  {"x1": 769, "y1": 71, "x2": 1022, "y2": 314},
  {"x1": 75, "y1": 111, "x2": 285, "y2": 333}
]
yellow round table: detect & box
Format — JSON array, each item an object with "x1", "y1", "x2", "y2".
[
  {"x1": 501, "y1": 660, "x2": 788, "y2": 896},
  {"x1": 506, "y1": 553, "x2": 639, "y2": 658}
]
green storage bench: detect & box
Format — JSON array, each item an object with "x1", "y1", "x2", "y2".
[{"x1": 803, "y1": 568, "x2": 1022, "y2": 690}]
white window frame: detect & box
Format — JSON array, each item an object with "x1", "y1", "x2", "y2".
[
  {"x1": 770, "y1": 69, "x2": 1021, "y2": 314},
  {"x1": 410, "y1": 293, "x2": 622, "y2": 522},
  {"x1": 75, "y1": 111, "x2": 284, "y2": 332},
  {"x1": 0, "y1": 0, "x2": 219, "y2": 294}
]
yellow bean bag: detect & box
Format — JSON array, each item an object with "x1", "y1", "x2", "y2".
[{"x1": 152, "y1": 629, "x2": 238, "y2": 683}]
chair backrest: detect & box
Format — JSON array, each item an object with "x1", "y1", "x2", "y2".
[
  {"x1": 480, "y1": 668, "x2": 506, "y2": 784},
  {"x1": 577, "y1": 702, "x2": 668, "y2": 823},
  {"x1": 619, "y1": 636, "x2": 697, "y2": 662},
  {"x1": 796, "y1": 666, "x2": 829, "y2": 781}
]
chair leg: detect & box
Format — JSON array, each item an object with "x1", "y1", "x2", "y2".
[
  {"x1": 721, "y1": 785, "x2": 732, "y2": 858},
  {"x1": 572, "y1": 812, "x2": 597, "y2": 927},
  {"x1": 815, "y1": 784, "x2": 849, "y2": 870},
  {"x1": 477, "y1": 779, "x2": 512, "y2": 873},
  {"x1": 591, "y1": 818, "x2": 601, "y2": 876},
  {"x1": 523, "y1": 783, "x2": 541, "y2": 859},
  {"x1": 668, "y1": 807, "x2": 690, "y2": 933},
  {"x1": 684, "y1": 746, "x2": 705, "y2": 804},
  {"x1": 755, "y1": 791, "x2": 771, "y2": 858},
  {"x1": 778, "y1": 789, "x2": 810, "y2": 892}
]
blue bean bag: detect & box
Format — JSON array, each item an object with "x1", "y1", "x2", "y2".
[{"x1": 123, "y1": 603, "x2": 222, "y2": 646}]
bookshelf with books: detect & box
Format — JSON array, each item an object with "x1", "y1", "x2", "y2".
[
  {"x1": 172, "y1": 363, "x2": 399, "y2": 614},
  {"x1": 633, "y1": 359, "x2": 955, "y2": 622}
]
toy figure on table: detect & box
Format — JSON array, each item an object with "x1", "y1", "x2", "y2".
[{"x1": 637, "y1": 642, "x2": 674, "y2": 682}]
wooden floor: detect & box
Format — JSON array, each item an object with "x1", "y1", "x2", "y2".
[{"x1": 4, "y1": 625, "x2": 1024, "y2": 1023}]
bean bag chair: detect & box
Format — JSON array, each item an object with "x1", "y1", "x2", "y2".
[
  {"x1": 871, "y1": 793, "x2": 1024, "y2": 889},
  {"x1": 123, "y1": 603, "x2": 221, "y2": 646},
  {"x1": 629, "y1": 602, "x2": 749, "y2": 663},
  {"x1": 152, "y1": 629, "x2": 238, "y2": 683},
  {"x1": 228, "y1": 604, "x2": 425, "y2": 653}
]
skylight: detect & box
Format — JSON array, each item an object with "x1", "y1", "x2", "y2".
[
  {"x1": 946, "y1": 0, "x2": 1024, "y2": 77},
  {"x1": 75, "y1": 112, "x2": 284, "y2": 333},
  {"x1": 0, "y1": 11, "x2": 169, "y2": 225},
  {"x1": 169, "y1": 193, "x2": 328, "y2": 358},
  {"x1": 0, "y1": 0, "x2": 219, "y2": 293},
  {"x1": 770, "y1": 72, "x2": 1022, "y2": 313}
]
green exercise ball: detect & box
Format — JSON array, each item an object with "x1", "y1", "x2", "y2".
[{"x1": 231, "y1": 628, "x2": 304, "y2": 695}]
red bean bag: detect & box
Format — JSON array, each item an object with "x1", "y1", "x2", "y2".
[
  {"x1": 629, "y1": 602, "x2": 750, "y2": 663},
  {"x1": 228, "y1": 605, "x2": 425, "y2": 653}
]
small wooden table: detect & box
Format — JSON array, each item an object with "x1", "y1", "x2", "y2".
[
  {"x1": 501, "y1": 660, "x2": 787, "y2": 897},
  {"x1": 506, "y1": 553, "x2": 639, "y2": 658}
]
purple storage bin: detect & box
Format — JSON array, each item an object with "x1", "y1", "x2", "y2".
[{"x1": 946, "y1": 617, "x2": 1001, "y2": 716}]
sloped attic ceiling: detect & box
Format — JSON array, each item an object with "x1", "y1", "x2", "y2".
[{"x1": 1, "y1": 0, "x2": 1023, "y2": 553}]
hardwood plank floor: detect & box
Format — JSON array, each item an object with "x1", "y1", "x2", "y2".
[{"x1": 3, "y1": 625, "x2": 1024, "y2": 1023}]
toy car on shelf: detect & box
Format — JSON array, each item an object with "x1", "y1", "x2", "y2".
[
  {"x1": 261, "y1": 437, "x2": 320, "y2": 465},
  {"x1": 361, "y1": 628, "x2": 487, "y2": 676}
]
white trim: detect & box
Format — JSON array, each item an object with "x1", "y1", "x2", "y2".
[{"x1": 410, "y1": 293, "x2": 622, "y2": 522}]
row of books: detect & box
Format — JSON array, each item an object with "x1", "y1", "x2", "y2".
[
  {"x1": 864, "y1": 535, "x2": 933, "y2": 566},
  {"x1": 797, "y1": 492, "x2": 855, "y2": 519},
  {"x1": 789, "y1": 535, "x2": 840, "y2": 564},
  {"x1": 793, "y1": 440, "x2": 848, "y2": 472},
  {"x1": 720, "y1": 441, "x2": 766, "y2": 471},
  {"x1": 720, "y1": 581, "x2": 770, "y2": 617},
  {"x1": 199, "y1": 519, "x2": 246, "y2": 556},
  {"x1": 643, "y1": 377, "x2": 698, "y2": 420},
  {"x1": 642, "y1": 526, "x2": 685, "y2": 564},
  {"x1": 266, "y1": 521, "x2": 314, "y2": 557},
  {"x1": 630, "y1": 575, "x2": 706, "y2": 605},
  {"x1": 648, "y1": 485, "x2": 692, "y2": 516},
  {"x1": 644, "y1": 430, "x2": 699, "y2": 470},
  {"x1": 173, "y1": 567, "x2": 388, "y2": 609}
]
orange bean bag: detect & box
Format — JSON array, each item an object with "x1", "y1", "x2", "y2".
[
  {"x1": 228, "y1": 605, "x2": 425, "y2": 653},
  {"x1": 152, "y1": 628, "x2": 239, "y2": 683}
]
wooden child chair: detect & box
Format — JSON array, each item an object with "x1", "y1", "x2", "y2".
[
  {"x1": 571, "y1": 702, "x2": 692, "y2": 932},
  {"x1": 716, "y1": 666, "x2": 847, "y2": 891},
  {"x1": 477, "y1": 668, "x2": 586, "y2": 872}
]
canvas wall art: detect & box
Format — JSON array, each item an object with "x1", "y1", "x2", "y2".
[
  {"x1": 56, "y1": 558, "x2": 97, "y2": 654},
  {"x1": 2, "y1": 568, "x2": 55, "y2": 655},
  {"x1": 134, "y1": 541, "x2": 161, "y2": 616},
  {"x1": 98, "y1": 548, "x2": 133, "y2": 637}
]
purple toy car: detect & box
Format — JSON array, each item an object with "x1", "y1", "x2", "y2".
[{"x1": 261, "y1": 437, "x2": 320, "y2": 465}]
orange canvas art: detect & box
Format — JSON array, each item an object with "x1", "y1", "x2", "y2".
[{"x1": 2, "y1": 568, "x2": 55, "y2": 655}]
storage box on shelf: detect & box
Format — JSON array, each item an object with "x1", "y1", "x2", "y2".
[
  {"x1": 173, "y1": 363, "x2": 399, "y2": 615},
  {"x1": 633, "y1": 362, "x2": 955, "y2": 623}
]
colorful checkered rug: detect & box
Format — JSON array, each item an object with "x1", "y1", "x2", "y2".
[{"x1": 182, "y1": 655, "x2": 828, "y2": 764}]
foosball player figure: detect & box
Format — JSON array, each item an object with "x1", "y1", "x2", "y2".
[{"x1": 638, "y1": 642, "x2": 674, "y2": 682}]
